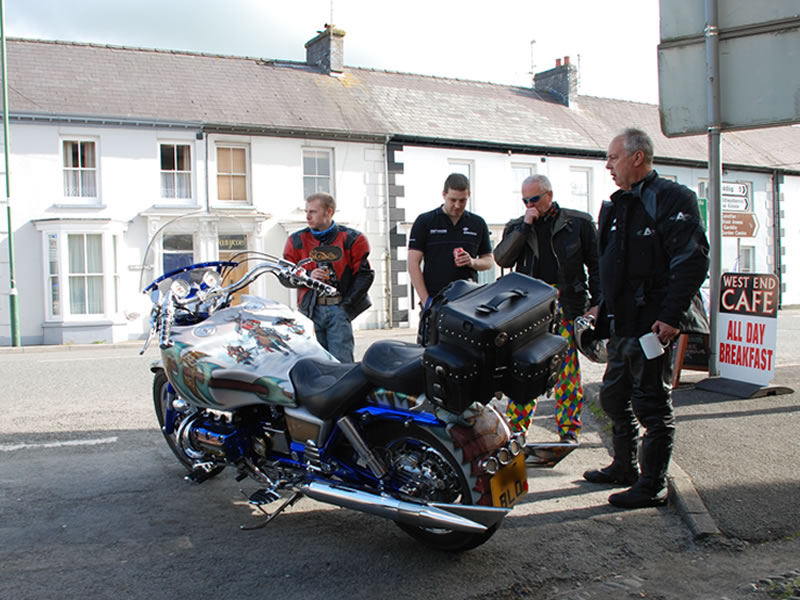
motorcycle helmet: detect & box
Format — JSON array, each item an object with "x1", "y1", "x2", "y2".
[{"x1": 574, "y1": 315, "x2": 608, "y2": 363}]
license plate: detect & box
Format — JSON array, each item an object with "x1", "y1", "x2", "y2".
[{"x1": 490, "y1": 454, "x2": 528, "y2": 508}]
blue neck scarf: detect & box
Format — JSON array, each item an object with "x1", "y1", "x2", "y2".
[{"x1": 311, "y1": 221, "x2": 336, "y2": 240}]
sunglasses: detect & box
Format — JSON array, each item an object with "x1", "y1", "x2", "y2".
[{"x1": 522, "y1": 192, "x2": 549, "y2": 204}]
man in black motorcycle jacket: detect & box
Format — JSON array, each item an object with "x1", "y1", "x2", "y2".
[
  {"x1": 583, "y1": 128, "x2": 709, "y2": 509},
  {"x1": 494, "y1": 174, "x2": 600, "y2": 444}
]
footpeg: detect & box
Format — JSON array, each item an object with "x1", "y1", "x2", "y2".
[
  {"x1": 239, "y1": 491, "x2": 303, "y2": 531},
  {"x1": 185, "y1": 462, "x2": 217, "y2": 483},
  {"x1": 248, "y1": 488, "x2": 281, "y2": 506}
]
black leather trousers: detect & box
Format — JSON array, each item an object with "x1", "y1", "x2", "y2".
[{"x1": 599, "y1": 335, "x2": 676, "y2": 491}]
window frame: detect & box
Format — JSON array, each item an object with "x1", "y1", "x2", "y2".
[
  {"x1": 302, "y1": 147, "x2": 335, "y2": 199},
  {"x1": 447, "y1": 159, "x2": 475, "y2": 210},
  {"x1": 67, "y1": 233, "x2": 105, "y2": 316},
  {"x1": 739, "y1": 244, "x2": 756, "y2": 273},
  {"x1": 568, "y1": 166, "x2": 593, "y2": 214},
  {"x1": 159, "y1": 141, "x2": 194, "y2": 203},
  {"x1": 511, "y1": 163, "x2": 536, "y2": 203},
  {"x1": 161, "y1": 232, "x2": 196, "y2": 278},
  {"x1": 215, "y1": 143, "x2": 250, "y2": 205},
  {"x1": 61, "y1": 137, "x2": 100, "y2": 204},
  {"x1": 36, "y1": 224, "x2": 125, "y2": 322}
]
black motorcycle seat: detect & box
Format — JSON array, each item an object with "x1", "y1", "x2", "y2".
[
  {"x1": 360, "y1": 340, "x2": 425, "y2": 395},
  {"x1": 289, "y1": 359, "x2": 373, "y2": 421}
]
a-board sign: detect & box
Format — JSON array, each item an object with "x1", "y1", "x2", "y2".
[{"x1": 718, "y1": 273, "x2": 778, "y2": 386}]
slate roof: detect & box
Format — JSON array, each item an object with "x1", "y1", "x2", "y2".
[{"x1": 6, "y1": 38, "x2": 800, "y2": 172}]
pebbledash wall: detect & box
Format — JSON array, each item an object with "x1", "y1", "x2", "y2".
[
  {"x1": 0, "y1": 122, "x2": 389, "y2": 345},
  {"x1": 0, "y1": 120, "x2": 796, "y2": 345}
]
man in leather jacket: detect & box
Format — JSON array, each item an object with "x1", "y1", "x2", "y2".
[
  {"x1": 583, "y1": 128, "x2": 709, "y2": 509},
  {"x1": 494, "y1": 174, "x2": 600, "y2": 444},
  {"x1": 284, "y1": 192, "x2": 374, "y2": 363}
]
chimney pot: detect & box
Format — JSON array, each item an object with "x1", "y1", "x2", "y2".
[
  {"x1": 534, "y1": 55, "x2": 580, "y2": 107},
  {"x1": 305, "y1": 24, "x2": 346, "y2": 74}
]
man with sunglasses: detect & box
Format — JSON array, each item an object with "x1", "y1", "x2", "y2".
[{"x1": 494, "y1": 174, "x2": 600, "y2": 445}]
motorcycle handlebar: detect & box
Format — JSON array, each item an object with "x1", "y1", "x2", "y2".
[{"x1": 220, "y1": 260, "x2": 338, "y2": 299}]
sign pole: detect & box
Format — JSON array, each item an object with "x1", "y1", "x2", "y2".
[
  {"x1": 705, "y1": 0, "x2": 721, "y2": 375},
  {"x1": 0, "y1": 0, "x2": 20, "y2": 347}
]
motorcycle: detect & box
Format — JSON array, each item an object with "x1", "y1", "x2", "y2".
[{"x1": 139, "y1": 252, "x2": 569, "y2": 551}]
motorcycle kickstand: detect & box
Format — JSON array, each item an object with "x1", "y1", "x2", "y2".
[{"x1": 239, "y1": 491, "x2": 303, "y2": 531}]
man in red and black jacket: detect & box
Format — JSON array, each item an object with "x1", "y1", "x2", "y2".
[{"x1": 283, "y1": 192, "x2": 374, "y2": 362}]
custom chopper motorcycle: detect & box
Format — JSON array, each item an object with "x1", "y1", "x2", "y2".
[{"x1": 139, "y1": 247, "x2": 568, "y2": 551}]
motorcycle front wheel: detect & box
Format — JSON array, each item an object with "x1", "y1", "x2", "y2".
[
  {"x1": 152, "y1": 370, "x2": 224, "y2": 478},
  {"x1": 366, "y1": 422, "x2": 500, "y2": 552}
]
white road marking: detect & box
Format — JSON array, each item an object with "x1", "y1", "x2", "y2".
[
  {"x1": 37, "y1": 356, "x2": 133, "y2": 363},
  {"x1": 0, "y1": 436, "x2": 118, "y2": 452}
]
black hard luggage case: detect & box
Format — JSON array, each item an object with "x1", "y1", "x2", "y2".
[
  {"x1": 431, "y1": 272, "x2": 559, "y2": 357},
  {"x1": 422, "y1": 343, "x2": 485, "y2": 414},
  {"x1": 421, "y1": 273, "x2": 564, "y2": 413},
  {"x1": 505, "y1": 333, "x2": 569, "y2": 402}
]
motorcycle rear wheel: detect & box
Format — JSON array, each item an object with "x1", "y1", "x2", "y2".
[
  {"x1": 366, "y1": 422, "x2": 499, "y2": 552},
  {"x1": 152, "y1": 370, "x2": 224, "y2": 478}
]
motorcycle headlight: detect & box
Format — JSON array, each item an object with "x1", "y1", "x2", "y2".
[
  {"x1": 201, "y1": 269, "x2": 222, "y2": 289},
  {"x1": 170, "y1": 279, "x2": 191, "y2": 299}
]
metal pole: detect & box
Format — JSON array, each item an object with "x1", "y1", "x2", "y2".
[
  {"x1": 705, "y1": 0, "x2": 721, "y2": 375},
  {"x1": 0, "y1": 0, "x2": 20, "y2": 346}
]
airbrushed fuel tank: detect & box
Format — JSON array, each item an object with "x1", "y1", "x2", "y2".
[{"x1": 161, "y1": 296, "x2": 334, "y2": 410}]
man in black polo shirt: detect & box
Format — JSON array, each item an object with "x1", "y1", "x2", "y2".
[{"x1": 408, "y1": 173, "x2": 493, "y2": 312}]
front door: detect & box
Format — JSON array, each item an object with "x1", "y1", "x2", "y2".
[{"x1": 219, "y1": 234, "x2": 249, "y2": 305}]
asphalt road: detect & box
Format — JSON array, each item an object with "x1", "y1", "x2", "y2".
[{"x1": 1, "y1": 339, "x2": 797, "y2": 599}]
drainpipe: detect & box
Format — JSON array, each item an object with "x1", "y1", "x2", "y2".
[
  {"x1": 773, "y1": 169, "x2": 783, "y2": 308},
  {"x1": 203, "y1": 130, "x2": 210, "y2": 213},
  {"x1": 383, "y1": 135, "x2": 392, "y2": 328}
]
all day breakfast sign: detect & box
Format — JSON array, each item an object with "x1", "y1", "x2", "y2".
[{"x1": 718, "y1": 273, "x2": 778, "y2": 386}]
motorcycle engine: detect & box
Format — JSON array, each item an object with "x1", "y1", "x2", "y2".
[
  {"x1": 189, "y1": 420, "x2": 247, "y2": 461},
  {"x1": 390, "y1": 447, "x2": 460, "y2": 502}
]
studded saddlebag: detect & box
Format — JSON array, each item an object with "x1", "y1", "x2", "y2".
[{"x1": 422, "y1": 273, "x2": 564, "y2": 413}]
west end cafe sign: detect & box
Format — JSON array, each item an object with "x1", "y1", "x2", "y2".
[{"x1": 718, "y1": 273, "x2": 779, "y2": 386}]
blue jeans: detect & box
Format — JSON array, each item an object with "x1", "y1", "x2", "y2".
[{"x1": 312, "y1": 304, "x2": 355, "y2": 363}]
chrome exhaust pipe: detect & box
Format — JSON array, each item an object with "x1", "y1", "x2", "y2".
[{"x1": 300, "y1": 480, "x2": 509, "y2": 533}]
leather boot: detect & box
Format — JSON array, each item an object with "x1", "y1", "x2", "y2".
[
  {"x1": 583, "y1": 433, "x2": 639, "y2": 485},
  {"x1": 608, "y1": 481, "x2": 668, "y2": 508},
  {"x1": 583, "y1": 462, "x2": 639, "y2": 485}
]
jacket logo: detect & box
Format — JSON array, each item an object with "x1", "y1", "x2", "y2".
[
  {"x1": 638, "y1": 227, "x2": 655, "y2": 237},
  {"x1": 672, "y1": 211, "x2": 691, "y2": 222},
  {"x1": 310, "y1": 246, "x2": 343, "y2": 262},
  {"x1": 609, "y1": 218, "x2": 617, "y2": 233}
]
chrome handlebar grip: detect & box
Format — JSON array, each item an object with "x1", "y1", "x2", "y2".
[{"x1": 158, "y1": 291, "x2": 175, "y2": 350}]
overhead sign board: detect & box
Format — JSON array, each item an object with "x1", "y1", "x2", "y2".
[
  {"x1": 718, "y1": 272, "x2": 778, "y2": 385},
  {"x1": 658, "y1": 0, "x2": 800, "y2": 136}
]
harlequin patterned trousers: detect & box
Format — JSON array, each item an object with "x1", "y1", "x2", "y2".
[{"x1": 505, "y1": 312, "x2": 583, "y2": 438}]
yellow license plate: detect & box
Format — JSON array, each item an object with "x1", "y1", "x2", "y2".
[{"x1": 490, "y1": 453, "x2": 528, "y2": 508}]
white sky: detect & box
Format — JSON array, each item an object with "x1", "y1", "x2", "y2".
[{"x1": 4, "y1": 0, "x2": 662, "y2": 104}]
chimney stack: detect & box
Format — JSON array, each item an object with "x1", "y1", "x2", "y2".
[
  {"x1": 305, "y1": 24, "x2": 346, "y2": 74},
  {"x1": 534, "y1": 56, "x2": 579, "y2": 107}
]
